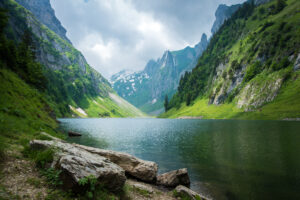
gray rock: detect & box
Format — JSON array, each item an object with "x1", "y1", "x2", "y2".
[
  {"x1": 211, "y1": 4, "x2": 241, "y2": 34},
  {"x1": 74, "y1": 144, "x2": 158, "y2": 182},
  {"x1": 294, "y1": 54, "x2": 300, "y2": 71},
  {"x1": 131, "y1": 182, "x2": 154, "y2": 194},
  {"x1": 175, "y1": 185, "x2": 206, "y2": 200},
  {"x1": 15, "y1": 0, "x2": 71, "y2": 43},
  {"x1": 157, "y1": 168, "x2": 190, "y2": 187},
  {"x1": 58, "y1": 154, "x2": 125, "y2": 191},
  {"x1": 30, "y1": 140, "x2": 126, "y2": 191}
]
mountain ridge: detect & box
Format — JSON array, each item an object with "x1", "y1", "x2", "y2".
[
  {"x1": 111, "y1": 33, "x2": 208, "y2": 115},
  {"x1": 15, "y1": 0, "x2": 71, "y2": 44}
]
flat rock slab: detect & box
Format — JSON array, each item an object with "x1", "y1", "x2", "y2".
[
  {"x1": 30, "y1": 140, "x2": 126, "y2": 191},
  {"x1": 157, "y1": 168, "x2": 190, "y2": 187},
  {"x1": 175, "y1": 185, "x2": 210, "y2": 200},
  {"x1": 74, "y1": 143, "x2": 158, "y2": 182}
]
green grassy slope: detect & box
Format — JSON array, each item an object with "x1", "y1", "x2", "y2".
[
  {"x1": 160, "y1": 70, "x2": 300, "y2": 119},
  {"x1": 0, "y1": 68, "x2": 64, "y2": 151},
  {"x1": 162, "y1": 0, "x2": 300, "y2": 120},
  {"x1": 0, "y1": 0, "x2": 144, "y2": 118}
]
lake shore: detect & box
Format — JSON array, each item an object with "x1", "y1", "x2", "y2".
[{"x1": 1, "y1": 131, "x2": 208, "y2": 200}]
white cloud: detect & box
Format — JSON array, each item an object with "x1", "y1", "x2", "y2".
[{"x1": 50, "y1": 0, "x2": 246, "y2": 78}]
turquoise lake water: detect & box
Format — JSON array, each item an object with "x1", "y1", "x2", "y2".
[{"x1": 59, "y1": 118, "x2": 300, "y2": 200}]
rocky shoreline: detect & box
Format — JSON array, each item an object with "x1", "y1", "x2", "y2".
[{"x1": 30, "y1": 132, "x2": 210, "y2": 200}]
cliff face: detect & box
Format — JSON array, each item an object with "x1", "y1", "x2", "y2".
[
  {"x1": 211, "y1": 4, "x2": 241, "y2": 34},
  {"x1": 211, "y1": 1, "x2": 272, "y2": 35},
  {"x1": 111, "y1": 34, "x2": 208, "y2": 115},
  {"x1": 15, "y1": 0, "x2": 71, "y2": 43}
]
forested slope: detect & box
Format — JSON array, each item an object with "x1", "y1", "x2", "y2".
[{"x1": 162, "y1": 0, "x2": 300, "y2": 119}]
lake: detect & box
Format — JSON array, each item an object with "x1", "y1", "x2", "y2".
[{"x1": 58, "y1": 118, "x2": 300, "y2": 200}]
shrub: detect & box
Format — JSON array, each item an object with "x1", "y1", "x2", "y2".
[
  {"x1": 22, "y1": 146, "x2": 55, "y2": 168},
  {"x1": 259, "y1": 7, "x2": 266, "y2": 15},
  {"x1": 243, "y1": 61, "x2": 262, "y2": 83},
  {"x1": 270, "y1": 0, "x2": 287, "y2": 14},
  {"x1": 259, "y1": 21, "x2": 274, "y2": 33},
  {"x1": 271, "y1": 57, "x2": 291, "y2": 71},
  {"x1": 40, "y1": 168, "x2": 62, "y2": 188},
  {"x1": 34, "y1": 148, "x2": 55, "y2": 168},
  {"x1": 78, "y1": 175, "x2": 113, "y2": 199}
]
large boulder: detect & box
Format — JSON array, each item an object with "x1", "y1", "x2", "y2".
[
  {"x1": 157, "y1": 168, "x2": 190, "y2": 187},
  {"x1": 30, "y1": 140, "x2": 126, "y2": 191},
  {"x1": 175, "y1": 185, "x2": 207, "y2": 200},
  {"x1": 74, "y1": 144, "x2": 158, "y2": 182}
]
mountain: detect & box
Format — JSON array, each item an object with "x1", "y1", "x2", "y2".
[
  {"x1": 111, "y1": 33, "x2": 208, "y2": 115},
  {"x1": 211, "y1": 1, "x2": 272, "y2": 34},
  {"x1": 0, "y1": 0, "x2": 145, "y2": 118},
  {"x1": 211, "y1": 4, "x2": 241, "y2": 34},
  {"x1": 15, "y1": 0, "x2": 71, "y2": 44},
  {"x1": 162, "y1": 0, "x2": 300, "y2": 120}
]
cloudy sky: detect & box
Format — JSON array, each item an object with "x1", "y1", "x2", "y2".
[{"x1": 50, "y1": 0, "x2": 245, "y2": 78}]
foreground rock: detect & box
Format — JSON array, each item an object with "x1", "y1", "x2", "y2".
[
  {"x1": 74, "y1": 144, "x2": 158, "y2": 182},
  {"x1": 175, "y1": 185, "x2": 207, "y2": 200},
  {"x1": 30, "y1": 140, "x2": 126, "y2": 191},
  {"x1": 157, "y1": 168, "x2": 190, "y2": 187}
]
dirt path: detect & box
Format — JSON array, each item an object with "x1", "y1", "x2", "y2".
[{"x1": 0, "y1": 149, "x2": 49, "y2": 200}]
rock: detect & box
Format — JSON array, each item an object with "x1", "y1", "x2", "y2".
[
  {"x1": 15, "y1": 0, "x2": 71, "y2": 43},
  {"x1": 175, "y1": 185, "x2": 205, "y2": 200},
  {"x1": 131, "y1": 182, "x2": 154, "y2": 194},
  {"x1": 74, "y1": 144, "x2": 158, "y2": 182},
  {"x1": 58, "y1": 154, "x2": 125, "y2": 192},
  {"x1": 30, "y1": 140, "x2": 126, "y2": 191},
  {"x1": 68, "y1": 131, "x2": 82, "y2": 137},
  {"x1": 211, "y1": 4, "x2": 241, "y2": 34},
  {"x1": 40, "y1": 132, "x2": 61, "y2": 141},
  {"x1": 294, "y1": 53, "x2": 300, "y2": 71},
  {"x1": 157, "y1": 168, "x2": 190, "y2": 187}
]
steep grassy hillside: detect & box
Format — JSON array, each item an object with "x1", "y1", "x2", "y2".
[
  {"x1": 162, "y1": 0, "x2": 300, "y2": 120},
  {"x1": 0, "y1": 0, "x2": 144, "y2": 118}
]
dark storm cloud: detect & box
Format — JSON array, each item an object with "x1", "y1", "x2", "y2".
[{"x1": 50, "y1": 0, "x2": 245, "y2": 78}]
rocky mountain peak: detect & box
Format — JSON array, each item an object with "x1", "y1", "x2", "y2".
[
  {"x1": 211, "y1": 0, "x2": 272, "y2": 35},
  {"x1": 159, "y1": 50, "x2": 174, "y2": 69},
  {"x1": 194, "y1": 33, "x2": 208, "y2": 55},
  {"x1": 211, "y1": 3, "x2": 241, "y2": 34},
  {"x1": 15, "y1": 0, "x2": 71, "y2": 44},
  {"x1": 200, "y1": 33, "x2": 207, "y2": 44}
]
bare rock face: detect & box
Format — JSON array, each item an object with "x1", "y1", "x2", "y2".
[
  {"x1": 74, "y1": 144, "x2": 158, "y2": 182},
  {"x1": 157, "y1": 168, "x2": 190, "y2": 187},
  {"x1": 15, "y1": 0, "x2": 71, "y2": 43},
  {"x1": 294, "y1": 53, "x2": 300, "y2": 71},
  {"x1": 211, "y1": 4, "x2": 241, "y2": 34},
  {"x1": 175, "y1": 185, "x2": 206, "y2": 200},
  {"x1": 30, "y1": 140, "x2": 126, "y2": 192}
]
